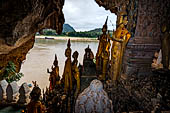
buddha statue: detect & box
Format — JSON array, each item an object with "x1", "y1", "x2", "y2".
[
  {"x1": 83, "y1": 45, "x2": 94, "y2": 61},
  {"x1": 109, "y1": 15, "x2": 131, "y2": 82},
  {"x1": 96, "y1": 16, "x2": 110, "y2": 80},
  {"x1": 62, "y1": 39, "x2": 73, "y2": 93},
  {"x1": 83, "y1": 45, "x2": 96, "y2": 76},
  {"x1": 47, "y1": 54, "x2": 60, "y2": 90},
  {"x1": 72, "y1": 51, "x2": 80, "y2": 99},
  {"x1": 26, "y1": 86, "x2": 46, "y2": 113},
  {"x1": 161, "y1": 24, "x2": 170, "y2": 70}
]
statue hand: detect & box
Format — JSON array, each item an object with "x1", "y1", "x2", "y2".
[{"x1": 47, "y1": 68, "x2": 50, "y2": 73}]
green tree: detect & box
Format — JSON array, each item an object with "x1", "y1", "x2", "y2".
[{"x1": 3, "y1": 61, "x2": 24, "y2": 83}]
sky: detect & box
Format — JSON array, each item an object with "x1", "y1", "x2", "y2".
[{"x1": 63, "y1": 0, "x2": 117, "y2": 31}]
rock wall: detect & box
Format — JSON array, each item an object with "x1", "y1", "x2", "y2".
[
  {"x1": 95, "y1": 0, "x2": 170, "y2": 75},
  {"x1": 124, "y1": 0, "x2": 170, "y2": 75},
  {"x1": 0, "y1": 0, "x2": 65, "y2": 78}
]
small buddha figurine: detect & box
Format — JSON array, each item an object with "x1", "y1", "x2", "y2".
[
  {"x1": 47, "y1": 54, "x2": 60, "y2": 90},
  {"x1": 96, "y1": 16, "x2": 110, "y2": 80},
  {"x1": 109, "y1": 15, "x2": 131, "y2": 82},
  {"x1": 62, "y1": 39, "x2": 73, "y2": 93},
  {"x1": 26, "y1": 86, "x2": 46, "y2": 113},
  {"x1": 72, "y1": 51, "x2": 80, "y2": 99},
  {"x1": 83, "y1": 45, "x2": 94, "y2": 61},
  {"x1": 161, "y1": 24, "x2": 170, "y2": 70}
]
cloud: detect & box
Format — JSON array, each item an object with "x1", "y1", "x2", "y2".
[{"x1": 63, "y1": 0, "x2": 117, "y2": 31}]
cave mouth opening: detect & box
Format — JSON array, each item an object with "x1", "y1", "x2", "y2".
[{"x1": 17, "y1": 0, "x2": 117, "y2": 90}]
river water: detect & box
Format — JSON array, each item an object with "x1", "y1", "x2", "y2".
[{"x1": 18, "y1": 38, "x2": 98, "y2": 90}]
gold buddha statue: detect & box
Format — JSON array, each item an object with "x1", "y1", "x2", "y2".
[
  {"x1": 71, "y1": 51, "x2": 80, "y2": 99},
  {"x1": 62, "y1": 39, "x2": 73, "y2": 93},
  {"x1": 96, "y1": 16, "x2": 110, "y2": 80},
  {"x1": 109, "y1": 15, "x2": 131, "y2": 82},
  {"x1": 27, "y1": 86, "x2": 46, "y2": 113},
  {"x1": 161, "y1": 24, "x2": 170, "y2": 69},
  {"x1": 47, "y1": 54, "x2": 60, "y2": 90}
]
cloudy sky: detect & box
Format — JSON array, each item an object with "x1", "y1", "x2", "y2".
[{"x1": 63, "y1": 0, "x2": 117, "y2": 31}]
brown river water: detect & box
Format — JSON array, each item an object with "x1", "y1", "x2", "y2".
[{"x1": 18, "y1": 38, "x2": 98, "y2": 90}]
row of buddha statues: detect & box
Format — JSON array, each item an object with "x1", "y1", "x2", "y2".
[
  {"x1": 96, "y1": 15, "x2": 131, "y2": 83},
  {"x1": 26, "y1": 39, "x2": 99, "y2": 113},
  {"x1": 47, "y1": 39, "x2": 80, "y2": 96},
  {"x1": 25, "y1": 14, "x2": 170, "y2": 113},
  {"x1": 96, "y1": 14, "x2": 170, "y2": 83},
  {"x1": 44, "y1": 39, "x2": 80, "y2": 113}
]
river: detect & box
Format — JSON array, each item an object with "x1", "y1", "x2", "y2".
[{"x1": 18, "y1": 37, "x2": 98, "y2": 90}]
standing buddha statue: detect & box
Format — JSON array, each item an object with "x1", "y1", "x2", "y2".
[
  {"x1": 109, "y1": 15, "x2": 131, "y2": 82},
  {"x1": 62, "y1": 39, "x2": 72, "y2": 93},
  {"x1": 71, "y1": 51, "x2": 80, "y2": 99},
  {"x1": 47, "y1": 54, "x2": 60, "y2": 90},
  {"x1": 96, "y1": 16, "x2": 110, "y2": 80},
  {"x1": 161, "y1": 24, "x2": 170, "y2": 70}
]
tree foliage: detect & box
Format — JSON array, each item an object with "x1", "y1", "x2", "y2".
[{"x1": 2, "y1": 61, "x2": 24, "y2": 83}]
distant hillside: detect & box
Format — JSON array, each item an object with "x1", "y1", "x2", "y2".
[
  {"x1": 62, "y1": 24, "x2": 76, "y2": 33},
  {"x1": 88, "y1": 28, "x2": 102, "y2": 33},
  {"x1": 36, "y1": 25, "x2": 112, "y2": 38},
  {"x1": 88, "y1": 28, "x2": 112, "y2": 33},
  {"x1": 67, "y1": 28, "x2": 113, "y2": 38}
]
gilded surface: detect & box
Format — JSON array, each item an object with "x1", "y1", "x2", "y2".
[
  {"x1": 110, "y1": 16, "x2": 131, "y2": 82},
  {"x1": 62, "y1": 39, "x2": 72, "y2": 93},
  {"x1": 47, "y1": 54, "x2": 60, "y2": 90},
  {"x1": 96, "y1": 17, "x2": 110, "y2": 80},
  {"x1": 71, "y1": 51, "x2": 80, "y2": 98},
  {"x1": 161, "y1": 25, "x2": 170, "y2": 69}
]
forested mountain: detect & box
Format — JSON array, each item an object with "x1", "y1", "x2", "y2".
[{"x1": 62, "y1": 24, "x2": 76, "y2": 33}]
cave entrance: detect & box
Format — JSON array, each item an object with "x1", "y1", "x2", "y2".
[{"x1": 17, "y1": 0, "x2": 117, "y2": 90}]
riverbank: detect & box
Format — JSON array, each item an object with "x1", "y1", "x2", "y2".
[{"x1": 35, "y1": 36, "x2": 98, "y2": 41}]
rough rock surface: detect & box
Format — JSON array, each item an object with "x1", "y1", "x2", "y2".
[
  {"x1": 104, "y1": 70, "x2": 170, "y2": 112},
  {"x1": 75, "y1": 79, "x2": 113, "y2": 113},
  {"x1": 0, "y1": 0, "x2": 65, "y2": 78},
  {"x1": 95, "y1": 0, "x2": 170, "y2": 75}
]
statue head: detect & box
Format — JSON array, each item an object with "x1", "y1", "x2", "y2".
[
  {"x1": 30, "y1": 86, "x2": 41, "y2": 101},
  {"x1": 118, "y1": 15, "x2": 128, "y2": 27},
  {"x1": 85, "y1": 45, "x2": 91, "y2": 53},
  {"x1": 65, "y1": 39, "x2": 71, "y2": 57},
  {"x1": 53, "y1": 54, "x2": 58, "y2": 66},
  {"x1": 72, "y1": 51, "x2": 79, "y2": 60},
  {"x1": 123, "y1": 16, "x2": 128, "y2": 25},
  {"x1": 102, "y1": 16, "x2": 108, "y2": 33}
]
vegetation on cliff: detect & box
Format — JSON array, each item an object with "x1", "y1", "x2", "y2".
[{"x1": 2, "y1": 61, "x2": 24, "y2": 83}]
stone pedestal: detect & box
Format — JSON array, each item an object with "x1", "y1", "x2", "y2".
[{"x1": 0, "y1": 80, "x2": 8, "y2": 101}]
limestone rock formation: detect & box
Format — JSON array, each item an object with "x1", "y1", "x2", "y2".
[
  {"x1": 95, "y1": 0, "x2": 170, "y2": 75},
  {"x1": 0, "y1": 0, "x2": 65, "y2": 78},
  {"x1": 75, "y1": 79, "x2": 113, "y2": 113}
]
